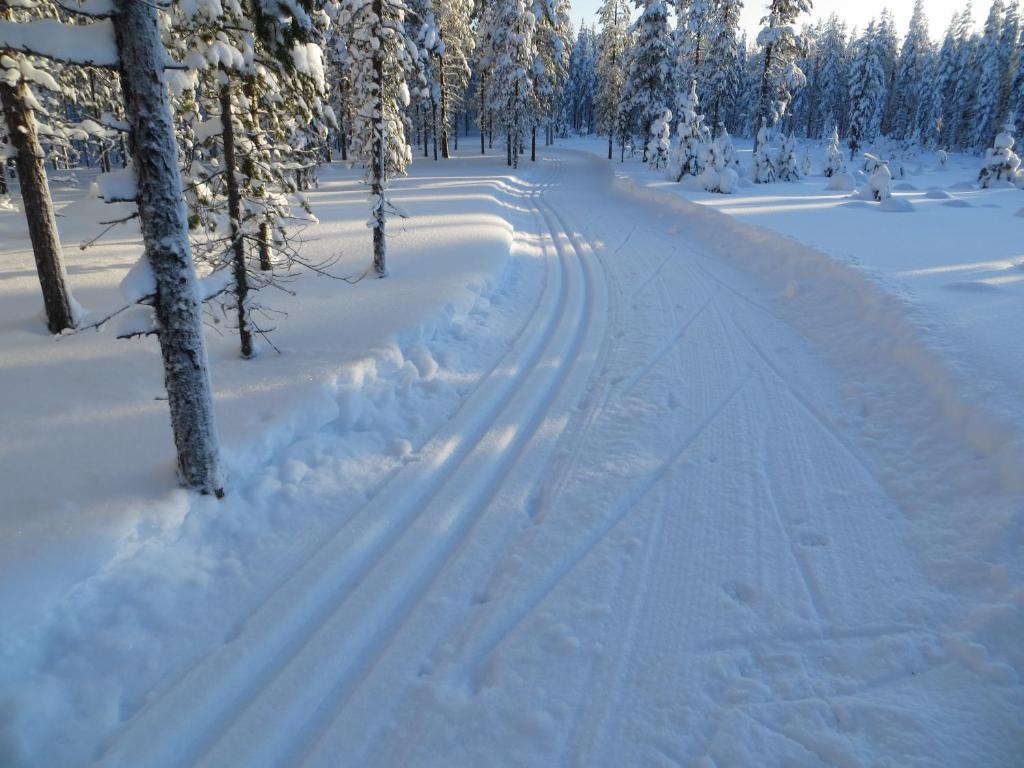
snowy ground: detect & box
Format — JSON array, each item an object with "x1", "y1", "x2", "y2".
[{"x1": 1, "y1": 143, "x2": 1022, "y2": 766}]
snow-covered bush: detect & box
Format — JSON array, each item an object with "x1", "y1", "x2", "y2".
[
  {"x1": 937, "y1": 149, "x2": 948, "y2": 168},
  {"x1": 824, "y1": 125, "x2": 844, "y2": 177},
  {"x1": 778, "y1": 132, "x2": 800, "y2": 181},
  {"x1": 647, "y1": 109, "x2": 672, "y2": 171},
  {"x1": 978, "y1": 124, "x2": 1022, "y2": 188},
  {"x1": 856, "y1": 153, "x2": 892, "y2": 201}
]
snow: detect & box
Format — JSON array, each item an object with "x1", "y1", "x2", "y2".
[
  {"x1": 0, "y1": 19, "x2": 118, "y2": 67},
  {"x1": 1, "y1": 141, "x2": 1022, "y2": 767}
]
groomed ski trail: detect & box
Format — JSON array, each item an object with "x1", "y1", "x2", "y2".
[{"x1": 98, "y1": 149, "x2": 1023, "y2": 768}]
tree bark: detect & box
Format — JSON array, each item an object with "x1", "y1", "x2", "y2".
[
  {"x1": 219, "y1": 84, "x2": 254, "y2": 358},
  {"x1": 437, "y1": 51, "x2": 449, "y2": 159},
  {"x1": 0, "y1": 76, "x2": 76, "y2": 333},
  {"x1": 112, "y1": 0, "x2": 224, "y2": 496},
  {"x1": 371, "y1": 0, "x2": 386, "y2": 277},
  {"x1": 479, "y1": 75, "x2": 486, "y2": 155},
  {"x1": 531, "y1": 125, "x2": 536, "y2": 162}
]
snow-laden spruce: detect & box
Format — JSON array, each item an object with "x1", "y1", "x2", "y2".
[
  {"x1": 667, "y1": 79, "x2": 704, "y2": 181},
  {"x1": 647, "y1": 108, "x2": 672, "y2": 171},
  {"x1": 979, "y1": 122, "x2": 1023, "y2": 187},
  {"x1": 618, "y1": 0, "x2": 673, "y2": 161}
]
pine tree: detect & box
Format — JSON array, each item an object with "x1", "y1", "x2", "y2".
[
  {"x1": 0, "y1": 0, "x2": 77, "y2": 333},
  {"x1": 647, "y1": 107, "x2": 672, "y2": 169},
  {"x1": 823, "y1": 123, "x2": 844, "y2": 176},
  {"x1": 847, "y1": 20, "x2": 886, "y2": 159},
  {"x1": 619, "y1": 0, "x2": 673, "y2": 161},
  {"x1": 112, "y1": 0, "x2": 226, "y2": 495},
  {"x1": 815, "y1": 15, "x2": 849, "y2": 137},
  {"x1": 974, "y1": 0, "x2": 1008, "y2": 150},
  {"x1": 890, "y1": 0, "x2": 932, "y2": 140},
  {"x1": 704, "y1": 0, "x2": 742, "y2": 131},
  {"x1": 344, "y1": 0, "x2": 417, "y2": 275},
  {"x1": 777, "y1": 131, "x2": 800, "y2": 179},
  {"x1": 483, "y1": 0, "x2": 538, "y2": 168},
  {"x1": 997, "y1": 1, "x2": 1020, "y2": 128},
  {"x1": 876, "y1": 8, "x2": 900, "y2": 136},
  {"x1": 753, "y1": 0, "x2": 811, "y2": 152},
  {"x1": 668, "y1": 79, "x2": 703, "y2": 179},
  {"x1": 595, "y1": 0, "x2": 631, "y2": 159}
]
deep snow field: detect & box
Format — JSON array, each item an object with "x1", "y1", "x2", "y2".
[{"x1": 1, "y1": 139, "x2": 1022, "y2": 767}]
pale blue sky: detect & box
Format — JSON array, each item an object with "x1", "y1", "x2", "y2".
[{"x1": 569, "y1": 0, "x2": 985, "y2": 41}]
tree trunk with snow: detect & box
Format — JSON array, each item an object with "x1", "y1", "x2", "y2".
[
  {"x1": 0, "y1": 77, "x2": 76, "y2": 333},
  {"x1": 438, "y1": 53, "x2": 449, "y2": 159},
  {"x1": 112, "y1": 0, "x2": 225, "y2": 497},
  {"x1": 371, "y1": 0, "x2": 387, "y2": 278},
  {"x1": 219, "y1": 84, "x2": 254, "y2": 358}
]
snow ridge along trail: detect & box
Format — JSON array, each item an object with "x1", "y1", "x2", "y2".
[{"x1": 97, "y1": 157, "x2": 610, "y2": 768}]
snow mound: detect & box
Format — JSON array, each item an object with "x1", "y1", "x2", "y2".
[
  {"x1": 893, "y1": 182, "x2": 918, "y2": 192},
  {"x1": 826, "y1": 172, "x2": 855, "y2": 191},
  {"x1": 947, "y1": 181, "x2": 975, "y2": 191},
  {"x1": 879, "y1": 196, "x2": 914, "y2": 213},
  {"x1": 942, "y1": 199, "x2": 972, "y2": 208},
  {"x1": 924, "y1": 188, "x2": 953, "y2": 200}
]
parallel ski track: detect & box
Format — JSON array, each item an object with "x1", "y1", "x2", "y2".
[{"x1": 96, "y1": 158, "x2": 599, "y2": 768}]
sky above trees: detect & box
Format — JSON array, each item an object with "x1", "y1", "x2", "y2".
[{"x1": 571, "y1": 0, "x2": 983, "y2": 41}]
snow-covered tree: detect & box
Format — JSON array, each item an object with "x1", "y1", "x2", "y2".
[
  {"x1": 668, "y1": 78, "x2": 703, "y2": 180},
  {"x1": 701, "y1": 125, "x2": 740, "y2": 192},
  {"x1": 847, "y1": 20, "x2": 886, "y2": 160},
  {"x1": 703, "y1": 0, "x2": 742, "y2": 130},
  {"x1": 753, "y1": 0, "x2": 811, "y2": 151},
  {"x1": 619, "y1": 0, "x2": 673, "y2": 161},
  {"x1": 973, "y1": 0, "x2": 1008, "y2": 150},
  {"x1": 778, "y1": 131, "x2": 800, "y2": 180},
  {"x1": 647, "y1": 107, "x2": 671, "y2": 169},
  {"x1": 344, "y1": 0, "x2": 417, "y2": 275},
  {"x1": 531, "y1": 0, "x2": 572, "y2": 157},
  {"x1": 483, "y1": 0, "x2": 539, "y2": 167},
  {"x1": 890, "y1": 0, "x2": 932, "y2": 140},
  {"x1": 823, "y1": 123, "x2": 844, "y2": 176},
  {"x1": 815, "y1": 15, "x2": 849, "y2": 137},
  {"x1": 0, "y1": 0, "x2": 78, "y2": 333},
  {"x1": 113, "y1": 0, "x2": 226, "y2": 495},
  {"x1": 753, "y1": 122, "x2": 777, "y2": 182},
  {"x1": 979, "y1": 120, "x2": 1023, "y2": 185},
  {"x1": 595, "y1": 0, "x2": 631, "y2": 158},
  {"x1": 561, "y1": 25, "x2": 598, "y2": 134}
]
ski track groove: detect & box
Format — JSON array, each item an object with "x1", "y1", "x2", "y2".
[
  {"x1": 192, "y1": 157, "x2": 597, "y2": 768},
  {"x1": 282, "y1": 158, "x2": 609, "y2": 766},
  {"x1": 96, "y1": 160, "x2": 573, "y2": 768}
]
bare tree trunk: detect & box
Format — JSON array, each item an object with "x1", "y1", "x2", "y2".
[
  {"x1": 431, "y1": 97, "x2": 438, "y2": 161},
  {"x1": 0, "y1": 75, "x2": 76, "y2": 333},
  {"x1": 219, "y1": 84, "x2": 254, "y2": 358},
  {"x1": 112, "y1": 0, "x2": 224, "y2": 496},
  {"x1": 479, "y1": 75, "x2": 486, "y2": 155},
  {"x1": 371, "y1": 0, "x2": 386, "y2": 278},
  {"x1": 531, "y1": 125, "x2": 536, "y2": 162},
  {"x1": 438, "y1": 52, "x2": 450, "y2": 159}
]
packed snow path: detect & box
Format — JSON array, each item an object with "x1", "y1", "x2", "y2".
[{"x1": 19, "y1": 150, "x2": 1023, "y2": 766}]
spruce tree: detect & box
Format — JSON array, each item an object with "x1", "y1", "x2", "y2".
[
  {"x1": 753, "y1": 0, "x2": 812, "y2": 153},
  {"x1": 619, "y1": 0, "x2": 673, "y2": 161},
  {"x1": 890, "y1": 0, "x2": 932, "y2": 140},
  {"x1": 595, "y1": 0, "x2": 631, "y2": 159}
]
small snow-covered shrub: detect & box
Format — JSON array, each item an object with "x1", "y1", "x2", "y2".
[
  {"x1": 700, "y1": 129, "x2": 739, "y2": 194},
  {"x1": 647, "y1": 109, "x2": 672, "y2": 171},
  {"x1": 978, "y1": 124, "x2": 1022, "y2": 188},
  {"x1": 824, "y1": 126, "x2": 845, "y2": 177},
  {"x1": 753, "y1": 125, "x2": 777, "y2": 183},
  {"x1": 778, "y1": 133, "x2": 800, "y2": 181},
  {"x1": 855, "y1": 153, "x2": 892, "y2": 201},
  {"x1": 937, "y1": 149, "x2": 948, "y2": 168}
]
